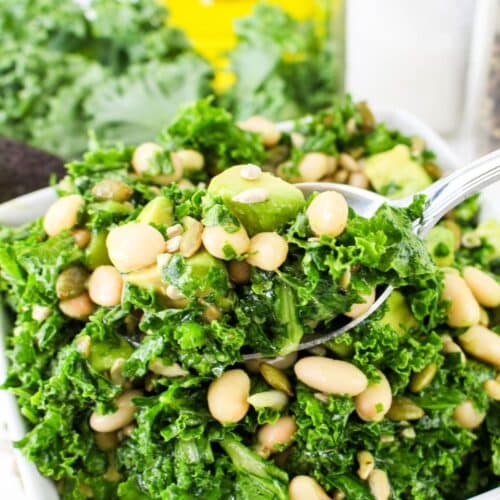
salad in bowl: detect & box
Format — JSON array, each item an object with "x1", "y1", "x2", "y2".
[{"x1": 0, "y1": 97, "x2": 499, "y2": 500}]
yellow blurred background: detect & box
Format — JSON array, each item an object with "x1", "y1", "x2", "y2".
[{"x1": 166, "y1": 1, "x2": 339, "y2": 90}]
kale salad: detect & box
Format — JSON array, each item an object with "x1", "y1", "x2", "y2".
[{"x1": 0, "y1": 98, "x2": 499, "y2": 499}]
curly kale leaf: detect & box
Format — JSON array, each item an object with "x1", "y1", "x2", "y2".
[
  {"x1": 223, "y1": 4, "x2": 337, "y2": 121},
  {"x1": 220, "y1": 435, "x2": 289, "y2": 500},
  {"x1": 159, "y1": 98, "x2": 265, "y2": 173},
  {"x1": 0, "y1": 43, "x2": 94, "y2": 145},
  {"x1": 117, "y1": 379, "x2": 233, "y2": 499},
  {"x1": 0, "y1": 0, "x2": 190, "y2": 72},
  {"x1": 85, "y1": 55, "x2": 213, "y2": 149},
  {"x1": 14, "y1": 347, "x2": 117, "y2": 480}
]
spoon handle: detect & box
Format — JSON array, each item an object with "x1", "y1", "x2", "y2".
[{"x1": 418, "y1": 148, "x2": 500, "y2": 236}]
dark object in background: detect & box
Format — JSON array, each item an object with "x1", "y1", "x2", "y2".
[{"x1": 0, "y1": 137, "x2": 65, "y2": 203}]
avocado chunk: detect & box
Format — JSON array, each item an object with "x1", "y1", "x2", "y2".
[
  {"x1": 208, "y1": 165, "x2": 305, "y2": 235},
  {"x1": 380, "y1": 290, "x2": 417, "y2": 335},
  {"x1": 475, "y1": 218, "x2": 500, "y2": 259},
  {"x1": 137, "y1": 196, "x2": 174, "y2": 226},
  {"x1": 160, "y1": 250, "x2": 231, "y2": 306},
  {"x1": 425, "y1": 226, "x2": 455, "y2": 267},
  {"x1": 364, "y1": 144, "x2": 432, "y2": 199},
  {"x1": 85, "y1": 230, "x2": 111, "y2": 269},
  {"x1": 88, "y1": 336, "x2": 134, "y2": 372},
  {"x1": 124, "y1": 265, "x2": 164, "y2": 292}
]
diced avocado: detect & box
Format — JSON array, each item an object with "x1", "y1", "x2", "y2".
[
  {"x1": 476, "y1": 218, "x2": 500, "y2": 259},
  {"x1": 124, "y1": 264, "x2": 164, "y2": 292},
  {"x1": 208, "y1": 165, "x2": 305, "y2": 235},
  {"x1": 89, "y1": 201, "x2": 133, "y2": 215},
  {"x1": 364, "y1": 144, "x2": 432, "y2": 199},
  {"x1": 425, "y1": 226, "x2": 455, "y2": 267},
  {"x1": 380, "y1": 290, "x2": 417, "y2": 335},
  {"x1": 137, "y1": 196, "x2": 174, "y2": 226},
  {"x1": 160, "y1": 250, "x2": 230, "y2": 303},
  {"x1": 89, "y1": 336, "x2": 134, "y2": 372},
  {"x1": 85, "y1": 230, "x2": 111, "y2": 269}
]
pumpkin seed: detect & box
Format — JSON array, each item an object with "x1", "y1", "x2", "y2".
[{"x1": 260, "y1": 363, "x2": 293, "y2": 396}]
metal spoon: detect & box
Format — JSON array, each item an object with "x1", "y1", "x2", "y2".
[{"x1": 244, "y1": 148, "x2": 500, "y2": 359}]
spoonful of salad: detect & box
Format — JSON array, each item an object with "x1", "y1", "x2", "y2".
[{"x1": 244, "y1": 148, "x2": 500, "y2": 359}]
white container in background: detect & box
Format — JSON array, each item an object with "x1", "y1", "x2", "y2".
[{"x1": 346, "y1": 0, "x2": 475, "y2": 135}]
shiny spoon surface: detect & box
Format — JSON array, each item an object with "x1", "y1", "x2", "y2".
[{"x1": 244, "y1": 148, "x2": 500, "y2": 359}]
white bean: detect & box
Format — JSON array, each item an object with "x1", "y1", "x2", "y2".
[
  {"x1": 289, "y1": 476, "x2": 331, "y2": 500},
  {"x1": 345, "y1": 289, "x2": 376, "y2": 319},
  {"x1": 90, "y1": 390, "x2": 142, "y2": 433},
  {"x1": 59, "y1": 292, "x2": 95, "y2": 320},
  {"x1": 306, "y1": 191, "x2": 349, "y2": 237},
  {"x1": 43, "y1": 195, "x2": 85, "y2": 236},
  {"x1": 88, "y1": 266, "x2": 123, "y2": 307},
  {"x1": 174, "y1": 149, "x2": 204, "y2": 172},
  {"x1": 238, "y1": 116, "x2": 281, "y2": 147},
  {"x1": 298, "y1": 153, "x2": 330, "y2": 182},
  {"x1": 202, "y1": 225, "x2": 250, "y2": 260},
  {"x1": 442, "y1": 272, "x2": 480, "y2": 327},
  {"x1": 106, "y1": 223, "x2": 165, "y2": 273},
  {"x1": 484, "y1": 379, "x2": 500, "y2": 400},
  {"x1": 246, "y1": 232, "x2": 288, "y2": 271},
  {"x1": 294, "y1": 357, "x2": 368, "y2": 396},
  {"x1": 453, "y1": 399, "x2": 486, "y2": 429},
  {"x1": 153, "y1": 154, "x2": 186, "y2": 185},
  {"x1": 458, "y1": 325, "x2": 500, "y2": 367},
  {"x1": 132, "y1": 143, "x2": 183, "y2": 184},
  {"x1": 463, "y1": 266, "x2": 500, "y2": 308},
  {"x1": 132, "y1": 142, "x2": 162, "y2": 175},
  {"x1": 368, "y1": 469, "x2": 391, "y2": 500},
  {"x1": 257, "y1": 416, "x2": 297, "y2": 455},
  {"x1": 71, "y1": 228, "x2": 91, "y2": 248},
  {"x1": 207, "y1": 369, "x2": 250, "y2": 424},
  {"x1": 355, "y1": 371, "x2": 392, "y2": 422}
]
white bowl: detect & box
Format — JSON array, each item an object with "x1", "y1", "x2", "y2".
[{"x1": 0, "y1": 110, "x2": 498, "y2": 500}]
